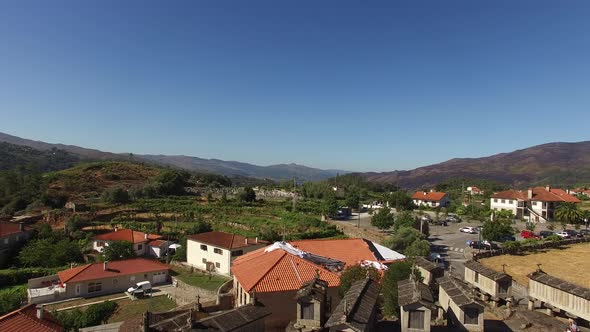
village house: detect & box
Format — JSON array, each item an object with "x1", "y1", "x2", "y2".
[
  {"x1": 186, "y1": 231, "x2": 267, "y2": 276},
  {"x1": 528, "y1": 270, "x2": 590, "y2": 323},
  {"x1": 398, "y1": 278, "x2": 436, "y2": 332},
  {"x1": 0, "y1": 222, "x2": 34, "y2": 267},
  {"x1": 231, "y1": 238, "x2": 404, "y2": 331},
  {"x1": 415, "y1": 257, "x2": 443, "y2": 288},
  {"x1": 325, "y1": 278, "x2": 380, "y2": 332},
  {"x1": 490, "y1": 186, "x2": 580, "y2": 222},
  {"x1": 411, "y1": 191, "x2": 450, "y2": 208},
  {"x1": 0, "y1": 304, "x2": 63, "y2": 332},
  {"x1": 438, "y1": 276, "x2": 484, "y2": 332},
  {"x1": 27, "y1": 258, "x2": 169, "y2": 304},
  {"x1": 92, "y1": 228, "x2": 171, "y2": 258},
  {"x1": 287, "y1": 275, "x2": 330, "y2": 331},
  {"x1": 569, "y1": 187, "x2": 590, "y2": 197},
  {"x1": 464, "y1": 261, "x2": 512, "y2": 306},
  {"x1": 466, "y1": 186, "x2": 483, "y2": 195}
]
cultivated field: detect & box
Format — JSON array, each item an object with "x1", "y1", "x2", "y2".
[{"x1": 480, "y1": 243, "x2": 590, "y2": 288}]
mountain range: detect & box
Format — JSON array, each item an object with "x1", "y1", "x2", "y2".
[
  {"x1": 0, "y1": 132, "x2": 346, "y2": 181},
  {"x1": 359, "y1": 141, "x2": 590, "y2": 189},
  {"x1": 2, "y1": 132, "x2": 590, "y2": 188}
]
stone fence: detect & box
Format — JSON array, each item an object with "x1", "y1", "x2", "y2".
[{"x1": 473, "y1": 237, "x2": 590, "y2": 260}]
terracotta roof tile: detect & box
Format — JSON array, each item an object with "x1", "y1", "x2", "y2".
[
  {"x1": 0, "y1": 304, "x2": 62, "y2": 332},
  {"x1": 187, "y1": 231, "x2": 267, "y2": 249},
  {"x1": 411, "y1": 191, "x2": 447, "y2": 201},
  {"x1": 491, "y1": 190, "x2": 528, "y2": 200},
  {"x1": 290, "y1": 238, "x2": 379, "y2": 266},
  {"x1": 58, "y1": 258, "x2": 169, "y2": 283},
  {"x1": 491, "y1": 187, "x2": 580, "y2": 203},
  {"x1": 92, "y1": 229, "x2": 162, "y2": 244}
]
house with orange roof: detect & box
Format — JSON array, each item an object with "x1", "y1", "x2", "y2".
[
  {"x1": 230, "y1": 238, "x2": 404, "y2": 331},
  {"x1": 490, "y1": 186, "x2": 580, "y2": 222},
  {"x1": 412, "y1": 191, "x2": 450, "y2": 208},
  {"x1": 27, "y1": 258, "x2": 169, "y2": 304},
  {"x1": 0, "y1": 222, "x2": 34, "y2": 267},
  {"x1": 0, "y1": 304, "x2": 62, "y2": 332},
  {"x1": 186, "y1": 231, "x2": 267, "y2": 276},
  {"x1": 466, "y1": 186, "x2": 483, "y2": 195},
  {"x1": 92, "y1": 228, "x2": 171, "y2": 258}
]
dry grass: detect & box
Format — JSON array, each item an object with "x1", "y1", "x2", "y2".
[{"x1": 479, "y1": 243, "x2": 590, "y2": 287}]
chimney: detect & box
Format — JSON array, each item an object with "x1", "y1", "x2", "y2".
[
  {"x1": 36, "y1": 305, "x2": 44, "y2": 320},
  {"x1": 255, "y1": 237, "x2": 258, "y2": 244},
  {"x1": 545, "y1": 185, "x2": 551, "y2": 192},
  {"x1": 423, "y1": 192, "x2": 427, "y2": 196},
  {"x1": 114, "y1": 227, "x2": 118, "y2": 232},
  {"x1": 18, "y1": 222, "x2": 24, "y2": 232},
  {"x1": 430, "y1": 189, "x2": 434, "y2": 193},
  {"x1": 527, "y1": 189, "x2": 533, "y2": 200},
  {"x1": 144, "y1": 233, "x2": 148, "y2": 239},
  {"x1": 103, "y1": 261, "x2": 108, "y2": 271},
  {"x1": 245, "y1": 238, "x2": 248, "y2": 245}
]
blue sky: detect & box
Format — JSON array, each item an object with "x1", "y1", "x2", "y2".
[{"x1": 1, "y1": 1, "x2": 589, "y2": 172}]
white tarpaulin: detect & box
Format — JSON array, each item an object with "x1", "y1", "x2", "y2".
[
  {"x1": 371, "y1": 242, "x2": 406, "y2": 261},
  {"x1": 264, "y1": 241, "x2": 307, "y2": 257},
  {"x1": 168, "y1": 243, "x2": 182, "y2": 249},
  {"x1": 360, "y1": 260, "x2": 389, "y2": 270}
]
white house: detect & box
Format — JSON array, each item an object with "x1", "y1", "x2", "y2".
[
  {"x1": 92, "y1": 228, "x2": 170, "y2": 258},
  {"x1": 466, "y1": 186, "x2": 483, "y2": 195},
  {"x1": 186, "y1": 231, "x2": 267, "y2": 276},
  {"x1": 490, "y1": 186, "x2": 580, "y2": 222},
  {"x1": 411, "y1": 191, "x2": 450, "y2": 208}
]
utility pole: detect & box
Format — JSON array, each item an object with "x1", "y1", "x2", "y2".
[{"x1": 292, "y1": 177, "x2": 296, "y2": 212}]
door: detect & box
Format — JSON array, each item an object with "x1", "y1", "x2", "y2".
[
  {"x1": 153, "y1": 272, "x2": 166, "y2": 284},
  {"x1": 75, "y1": 284, "x2": 81, "y2": 296}
]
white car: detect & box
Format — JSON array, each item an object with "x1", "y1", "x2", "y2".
[
  {"x1": 127, "y1": 281, "x2": 152, "y2": 296},
  {"x1": 460, "y1": 227, "x2": 477, "y2": 234},
  {"x1": 555, "y1": 231, "x2": 571, "y2": 239}
]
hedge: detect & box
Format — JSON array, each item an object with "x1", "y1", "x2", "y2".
[{"x1": 0, "y1": 266, "x2": 66, "y2": 287}]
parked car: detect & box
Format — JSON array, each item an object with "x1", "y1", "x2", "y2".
[
  {"x1": 428, "y1": 253, "x2": 445, "y2": 269},
  {"x1": 460, "y1": 227, "x2": 477, "y2": 234},
  {"x1": 521, "y1": 230, "x2": 539, "y2": 239},
  {"x1": 497, "y1": 235, "x2": 516, "y2": 242},
  {"x1": 564, "y1": 229, "x2": 583, "y2": 238},
  {"x1": 127, "y1": 281, "x2": 152, "y2": 296},
  {"x1": 555, "y1": 231, "x2": 571, "y2": 239},
  {"x1": 420, "y1": 215, "x2": 433, "y2": 223},
  {"x1": 539, "y1": 230, "x2": 555, "y2": 238},
  {"x1": 469, "y1": 240, "x2": 499, "y2": 250},
  {"x1": 445, "y1": 215, "x2": 462, "y2": 223},
  {"x1": 579, "y1": 229, "x2": 590, "y2": 237}
]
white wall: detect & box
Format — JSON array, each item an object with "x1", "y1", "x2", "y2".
[
  {"x1": 490, "y1": 198, "x2": 518, "y2": 215},
  {"x1": 187, "y1": 239, "x2": 232, "y2": 275}
]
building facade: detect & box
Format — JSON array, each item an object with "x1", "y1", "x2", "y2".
[{"x1": 411, "y1": 191, "x2": 450, "y2": 208}]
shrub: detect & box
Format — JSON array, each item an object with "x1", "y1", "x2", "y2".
[
  {"x1": 0, "y1": 285, "x2": 27, "y2": 316},
  {"x1": 502, "y1": 241, "x2": 521, "y2": 252},
  {"x1": 338, "y1": 265, "x2": 381, "y2": 297},
  {"x1": 0, "y1": 267, "x2": 64, "y2": 287}
]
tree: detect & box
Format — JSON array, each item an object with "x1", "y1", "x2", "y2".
[
  {"x1": 19, "y1": 238, "x2": 84, "y2": 268},
  {"x1": 65, "y1": 215, "x2": 85, "y2": 235},
  {"x1": 154, "y1": 170, "x2": 190, "y2": 196},
  {"x1": 382, "y1": 260, "x2": 421, "y2": 317},
  {"x1": 371, "y1": 208, "x2": 394, "y2": 230},
  {"x1": 101, "y1": 187, "x2": 130, "y2": 204},
  {"x1": 481, "y1": 219, "x2": 514, "y2": 241},
  {"x1": 338, "y1": 264, "x2": 381, "y2": 297},
  {"x1": 102, "y1": 241, "x2": 135, "y2": 261},
  {"x1": 344, "y1": 188, "x2": 360, "y2": 209},
  {"x1": 384, "y1": 227, "x2": 423, "y2": 253},
  {"x1": 387, "y1": 191, "x2": 414, "y2": 211},
  {"x1": 321, "y1": 193, "x2": 338, "y2": 218},
  {"x1": 238, "y1": 187, "x2": 256, "y2": 202},
  {"x1": 555, "y1": 202, "x2": 582, "y2": 228},
  {"x1": 393, "y1": 211, "x2": 414, "y2": 231},
  {"x1": 404, "y1": 239, "x2": 431, "y2": 257},
  {"x1": 186, "y1": 220, "x2": 212, "y2": 235}
]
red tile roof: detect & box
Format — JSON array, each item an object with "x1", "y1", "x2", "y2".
[
  {"x1": 231, "y1": 248, "x2": 341, "y2": 293},
  {"x1": 58, "y1": 258, "x2": 169, "y2": 283},
  {"x1": 0, "y1": 304, "x2": 62, "y2": 332},
  {"x1": 411, "y1": 191, "x2": 447, "y2": 201},
  {"x1": 491, "y1": 187, "x2": 580, "y2": 203},
  {"x1": 0, "y1": 223, "x2": 30, "y2": 238},
  {"x1": 92, "y1": 229, "x2": 162, "y2": 244},
  {"x1": 148, "y1": 239, "x2": 167, "y2": 247},
  {"x1": 231, "y1": 238, "x2": 391, "y2": 293},
  {"x1": 187, "y1": 231, "x2": 267, "y2": 249}
]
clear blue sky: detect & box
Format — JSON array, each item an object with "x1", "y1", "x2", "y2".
[{"x1": 1, "y1": 1, "x2": 589, "y2": 172}]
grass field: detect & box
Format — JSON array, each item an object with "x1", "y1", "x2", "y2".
[
  {"x1": 171, "y1": 266, "x2": 229, "y2": 290},
  {"x1": 107, "y1": 296, "x2": 176, "y2": 323},
  {"x1": 480, "y1": 243, "x2": 590, "y2": 287}
]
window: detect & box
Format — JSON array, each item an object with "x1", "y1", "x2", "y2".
[
  {"x1": 464, "y1": 308, "x2": 479, "y2": 325},
  {"x1": 300, "y1": 302, "x2": 314, "y2": 320},
  {"x1": 231, "y1": 250, "x2": 244, "y2": 257},
  {"x1": 214, "y1": 248, "x2": 223, "y2": 255},
  {"x1": 509, "y1": 200, "x2": 513, "y2": 204},
  {"x1": 499, "y1": 281, "x2": 509, "y2": 294},
  {"x1": 137, "y1": 244, "x2": 143, "y2": 251},
  {"x1": 3, "y1": 238, "x2": 8, "y2": 245},
  {"x1": 501, "y1": 199, "x2": 505, "y2": 204},
  {"x1": 144, "y1": 274, "x2": 148, "y2": 278},
  {"x1": 200, "y1": 245, "x2": 208, "y2": 251},
  {"x1": 202, "y1": 258, "x2": 207, "y2": 264},
  {"x1": 130, "y1": 276, "x2": 136, "y2": 282},
  {"x1": 474, "y1": 272, "x2": 479, "y2": 283},
  {"x1": 215, "y1": 262, "x2": 220, "y2": 268},
  {"x1": 112, "y1": 279, "x2": 118, "y2": 286},
  {"x1": 88, "y1": 282, "x2": 102, "y2": 293},
  {"x1": 97, "y1": 241, "x2": 105, "y2": 247},
  {"x1": 408, "y1": 310, "x2": 425, "y2": 329},
  {"x1": 494, "y1": 199, "x2": 498, "y2": 203}
]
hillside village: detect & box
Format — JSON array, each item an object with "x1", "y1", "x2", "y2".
[{"x1": 2, "y1": 143, "x2": 590, "y2": 332}]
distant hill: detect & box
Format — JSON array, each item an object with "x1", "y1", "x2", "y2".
[
  {"x1": 360, "y1": 141, "x2": 590, "y2": 189},
  {"x1": 0, "y1": 142, "x2": 80, "y2": 172},
  {"x1": 0, "y1": 132, "x2": 347, "y2": 181}
]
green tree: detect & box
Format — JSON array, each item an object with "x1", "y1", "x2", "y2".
[
  {"x1": 154, "y1": 170, "x2": 190, "y2": 196},
  {"x1": 338, "y1": 264, "x2": 381, "y2": 297},
  {"x1": 238, "y1": 187, "x2": 257, "y2": 202},
  {"x1": 393, "y1": 211, "x2": 415, "y2": 231},
  {"x1": 481, "y1": 219, "x2": 514, "y2": 241},
  {"x1": 101, "y1": 187, "x2": 130, "y2": 204},
  {"x1": 404, "y1": 239, "x2": 431, "y2": 257},
  {"x1": 555, "y1": 202, "x2": 582, "y2": 228},
  {"x1": 344, "y1": 188, "x2": 360, "y2": 209},
  {"x1": 102, "y1": 241, "x2": 135, "y2": 261},
  {"x1": 65, "y1": 215, "x2": 85, "y2": 235},
  {"x1": 321, "y1": 193, "x2": 339, "y2": 218},
  {"x1": 382, "y1": 260, "x2": 420, "y2": 317},
  {"x1": 18, "y1": 239, "x2": 83, "y2": 268},
  {"x1": 387, "y1": 191, "x2": 414, "y2": 211},
  {"x1": 186, "y1": 220, "x2": 212, "y2": 235},
  {"x1": 371, "y1": 208, "x2": 395, "y2": 230},
  {"x1": 384, "y1": 227, "x2": 423, "y2": 253}
]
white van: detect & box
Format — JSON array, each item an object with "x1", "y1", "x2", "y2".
[{"x1": 127, "y1": 281, "x2": 152, "y2": 296}]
